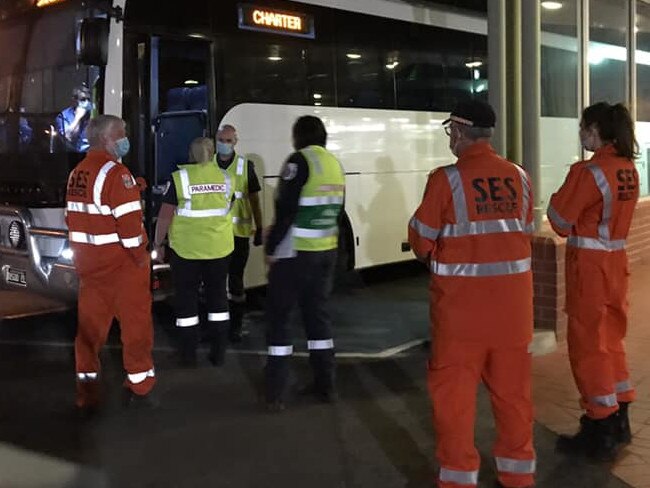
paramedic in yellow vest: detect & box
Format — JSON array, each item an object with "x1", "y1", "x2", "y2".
[
  {"x1": 154, "y1": 137, "x2": 234, "y2": 367},
  {"x1": 264, "y1": 116, "x2": 345, "y2": 411},
  {"x1": 215, "y1": 125, "x2": 263, "y2": 343}
]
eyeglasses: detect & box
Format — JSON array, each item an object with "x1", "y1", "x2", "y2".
[{"x1": 444, "y1": 125, "x2": 452, "y2": 136}]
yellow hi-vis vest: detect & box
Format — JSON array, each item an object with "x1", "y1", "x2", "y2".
[
  {"x1": 293, "y1": 145, "x2": 345, "y2": 252},
  {"x1": 169, "y1": 162, "x2": 234, "y2": 259},
  {"x1": 218, "y1": 153, "x2": 253, "y2": 238}
]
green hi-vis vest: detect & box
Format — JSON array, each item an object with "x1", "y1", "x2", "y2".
[
  {"x1": 293, "y1": 145, "x2": 345, "y2": 252},
  {"x1": 225, "y1": 153, "x2": 253, "y2": 238},
  {"x1": 169, "y1": 162, "x2": 234, "y2": 260}
]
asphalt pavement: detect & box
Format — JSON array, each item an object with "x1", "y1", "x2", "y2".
[{"x1": 0, "y1": 264, "x2": 630, "y2": 488}]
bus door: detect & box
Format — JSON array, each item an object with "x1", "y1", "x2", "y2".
[
  {"x1": 128, "y1": 35, "x2": 214, "y2": 237},
  {"x1": 126, "y1": 34, "x2": 214, "y2": 296}
]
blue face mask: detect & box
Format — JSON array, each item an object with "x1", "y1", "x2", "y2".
[
  {"x1": 113, "y1": 137, "x2": 130, "y2": 158},
  {"x1": 78, "y1": 100, "x2": 92, "y2": 111},
  {"x1": 216, "y1": 141, "x2": 234, "y2": 156}
]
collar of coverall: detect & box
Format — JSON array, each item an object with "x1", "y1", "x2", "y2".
[
  {"x1": 455, "y1": 140, "x2": 496, "y2": 163},
  {"x1": 592, "y1": 143, "x2": 617, "y2": 159},
  {"x1": 86, "y1": 149, "x2": 120, "y2": 163}
]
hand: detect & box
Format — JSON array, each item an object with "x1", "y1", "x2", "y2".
[
  {"x1": 153, "y1": 246, "x2": 165, "y2": 263},
  {"x1": 253, "y1": 228, "x2": 263, "y2": 247},
  {"x1": 135, "y1": 177, "x2": 147, "y2": 192},
  {"x1": 265, "y1": 254, "x2": 277, "y2": 266},
  {"x1": 74, "y1": 105, "x2": 88, "y2": 119}
]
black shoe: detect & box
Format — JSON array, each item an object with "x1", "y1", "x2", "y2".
[
  {"x1": 557, "y1": 414, "x2": 620, "y2": 462},
  {"x1": 494, "y1": 482, "x2": 535, "y2": 488},
  {"x1": 298, "y1": 383, "x2": 338, "y2": 404},
  {"x1": 617, "y1": 402, "x2": 632, "y2": 444},
  {"x1": 265, "y1": 400, "x2": 286, "y2": 413},
  {"x1": 123, "y1": 390, "x2": 159, "y2": 410}
]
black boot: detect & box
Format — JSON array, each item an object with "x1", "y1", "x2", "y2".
[
  {"x1": 208, "y1": 326, "x2": 228, "y2": 366},
  {"x1": 177, "y1": 327, "x2": 198, "y2": 367},
  {"x1": 228, "y1": 301, "x2": 245, "y2": 344},
  {"x1": 617, "y1": 402, "x2": 632, "y2": 444},
  {"x1": 265, "y1": 356, "x2": 290, "y2": 410},
  {"x1": 557, "y1": 414, "x2": 620, "y2": 462},
  {"x1": 305, "y1": 350, "x2": 337, "y2": 403}
]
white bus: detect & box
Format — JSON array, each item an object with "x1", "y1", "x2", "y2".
[{"x1": 0, "y1": 0, "x2": 489, "y2": 301}]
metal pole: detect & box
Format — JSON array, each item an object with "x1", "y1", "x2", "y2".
[
  {"x1": 506, "y1": 0, "x2": 522, "y2": 164},
  {"x1": 628, "y1": 0, "x2": 637, "y2": 119},
  {"x1": 521, "y1": 0, "x2": 542, "y2": 227},
  {"x1": 488, "y1": 0, "x2": 506, "y2": 156},
  {"x1": 578, "y1": 0, "x2": 589, "y2": 115}
]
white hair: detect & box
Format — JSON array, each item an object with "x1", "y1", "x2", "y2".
[{"x1": 87, "y1": 115, "x2": 124, "y2": 146}]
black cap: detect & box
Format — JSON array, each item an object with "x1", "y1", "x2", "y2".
[{"x1": 443, "y1": 100, "x2": 496, "y2": 128}]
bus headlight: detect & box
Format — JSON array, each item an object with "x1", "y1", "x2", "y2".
[{"x1": 8, "y1": 221, "x2": 25, "y2": 249}]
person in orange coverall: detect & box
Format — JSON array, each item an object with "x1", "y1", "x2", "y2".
[
  {"x1": 66, "y1": 114, "x2": 155, "y2": 413},
  {"x1": 548, "y1": 102, "x2": 639, "y2": 462},
  {"x1": 409, "y1": 100, "x2": 535, "y2": 488}
]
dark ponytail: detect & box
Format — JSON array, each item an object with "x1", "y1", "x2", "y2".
[{"x1": 581, "y1": 102, "x2": 638, "y2": 159}]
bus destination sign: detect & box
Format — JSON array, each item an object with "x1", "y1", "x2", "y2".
[{"x1": 238, "y1": 4, "x2": 315, "y2": 39}]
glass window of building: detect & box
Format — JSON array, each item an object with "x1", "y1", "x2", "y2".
[
  {"x1": 635, "y1": 0, "x2": 650, "y2": 196},
  {"x1": 590, "y1": 0, "x2": 628, "y2": 105},
  {"x1": 540, "y1": 0, "x2": 580, "y2": 208}
]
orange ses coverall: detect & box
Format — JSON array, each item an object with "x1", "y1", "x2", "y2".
[
  {"x1": 548, "y1": 144, "x2": 638, "y2": 420},
  {"x1": 409, "y1": 142, "x2": 535, "y2": 488},
  {"x1": 66, "y1": 150, "x2": 155, "y2": 407}
]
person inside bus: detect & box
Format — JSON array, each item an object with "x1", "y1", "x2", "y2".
[
  {"x1": 214, "y1": 124, "x2": 263, "y2": 344},
  {"x1": 154, "y1": 137, "x2": 234, "y2": 367},
  {"x1": 55, "y1": 85, "x2": 92, "y2": 152}
]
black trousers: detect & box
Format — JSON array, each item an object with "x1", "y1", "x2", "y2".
[
  {"x1": 265, "y1": 250, "x2": 337, "y2": 402},
  {"x1": 228, "y1": 236, "x2": 250, "y2": 304},
  {"x1": 170, "y1": 249, "x2": 230, "y2": 362}
]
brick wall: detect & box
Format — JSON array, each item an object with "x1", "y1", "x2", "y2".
[{"x1": 533, "y1": 198, "x2": 650, "y2": 342}]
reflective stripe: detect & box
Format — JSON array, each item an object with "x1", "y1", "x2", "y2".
[
  {"x1": 232, "y1": 217, "x2": 253, "y2": 225},
  {"x1": 308, "y1": 339, "x2": 334, "y2": 350},
  {"x1": 69, "y1": 231, "x2": 120, "y2": 245},
  {"x1": 318, "y1": 184, "x2": 345, "y2": 192},
  {"x1": 299, "y1": 195, "x2": 345, "y2": 206},
  {"x1": 113, "y1": 200, "x2": 142, "y2": 218},
  {"x1": 547, "y1": 205, "x2": 572, "y2": 232},
  {"x1": 444, "y1": 166, "x2": 469, "y2": 223},
  {"x1": 431, "y1": 257, "x2": 531, "y2": 277},
  {"x1": 208, "y1": 312, "x2": 230, "y2": 322},
  {"x1": 495, "y1": 457, "x2": 536, "y2": 474},
  {"x1": 77, "y1": 372, "x2": 99, "y2": 382},
  {"x1": 616, "y1": 380, "x2": 633, "y2": 393},
  {"x1": 127, "y1": 368, "x2": 155, "y2": 385},
  {"x1": 93, "y1": 161, "x2": 117, "y2": 211},
  {"x1": 236, "y1": 156, "x2": 245, "y2": 176},
  {"x1": 409, "y1": 217, "x2": 440, "y2": 240},
  {"x1": 591, "y1": 393, "x2": 618, "y2": 407},
  {"x1": 268, "y1": 345, "x2": 294, "y2": 356},
  {"x1": 441, "y1": 218, "x2": 524, "y2": 238},
  {"x1": 176, "y1": 316, "x2": 200, "y2": 327},
  {"x1": 67, "y1": 201, "x2": 111, "y2": 215},
  {"x1": 588, "y1": 164, "x2": 613, "y2": 241},
  {"x1": 303, "y1": 147, "x2": 322, "y2": 173},
  {"x1": 176, "y1": 208, "x2": 230, "y2": 218},
  {"x1": 293, "y1": 227, "x2": 338, "y2": 238},
  {"x1": 439, "y1": 467, "x2": 478, "y2": 485},
  {"x1": 179, "y1": 169, "x2": 191, "y2": 200},
  {"x1": 567, "y1": 236, "x2": 626, "y2": 251},
  {"x1": 121, "y1": 235, "x2": 144, "y2": 248}
]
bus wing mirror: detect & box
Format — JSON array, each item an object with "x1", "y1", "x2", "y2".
[{"x1": 78, "y1": 18, "x2": 110, "y2": 66}]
